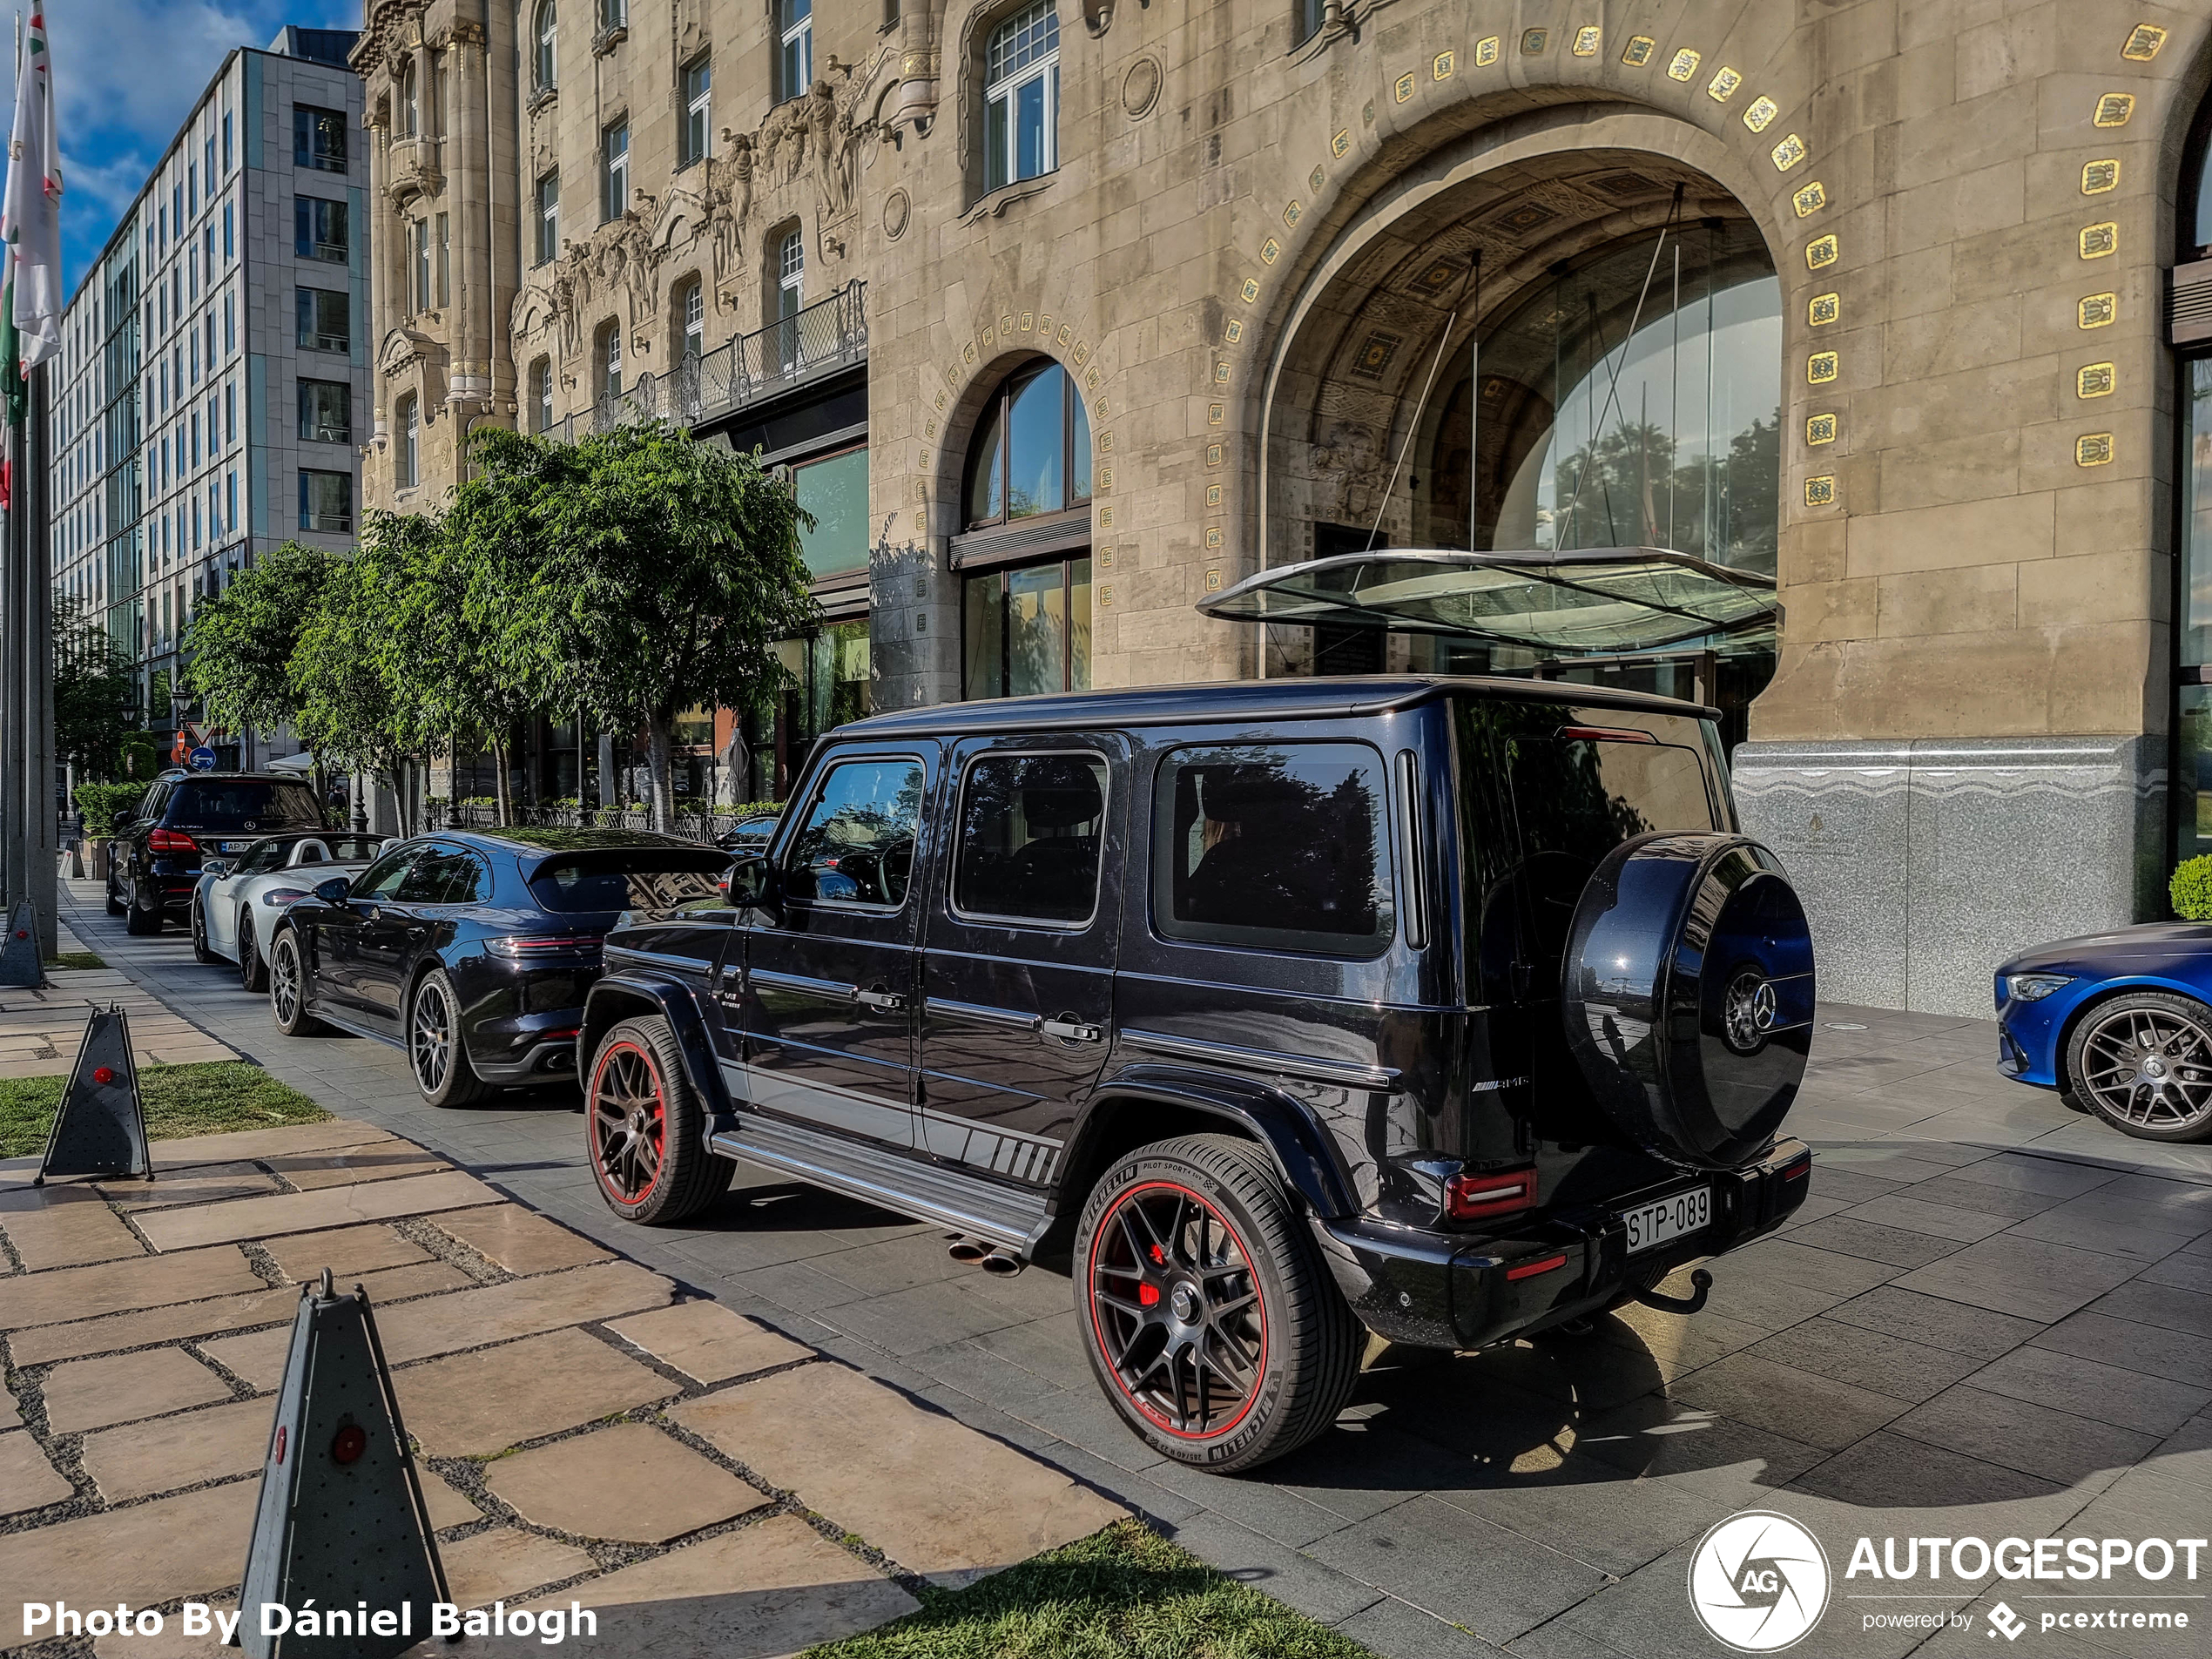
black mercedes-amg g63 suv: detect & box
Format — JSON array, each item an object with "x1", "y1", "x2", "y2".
[{"x1": 577, "y1": 677, "x2": 1815, "y2": 1471}]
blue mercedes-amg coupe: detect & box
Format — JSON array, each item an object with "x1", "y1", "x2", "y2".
[{"x1": 1995, "y1": 927, "x2": 2212, "y2": 1143}]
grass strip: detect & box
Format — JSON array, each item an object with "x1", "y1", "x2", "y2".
[
  {"x1": 46, "y1": 951, "x2": 106, "y2": 970},
  {"x1": 0, "y1": 1061, "x2": 330, "y2": 1157},
  {"x1": 802, "y1": 1520, "x2": 1379, "y2": 1659}
]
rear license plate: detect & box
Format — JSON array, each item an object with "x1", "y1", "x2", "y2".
[
  {"x1": 219, "y1": 842, "x2": 246, "y2": 853},
  {"x1": 1623, "y1": 1187, "x2": 1711, "y2": 1254}
]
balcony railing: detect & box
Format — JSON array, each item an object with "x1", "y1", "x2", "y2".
[
  {"x1": 547, "y1": 280, "x2": 867, "y2": 443},
  {"x1": 443, "y1": 801, "x2": 756, "y2": 841}
]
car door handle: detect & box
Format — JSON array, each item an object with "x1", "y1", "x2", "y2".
[
  {"x1": 856, "y1": 988, "x2": 906, "y2": 1011},
  {"x1": 1041, "y1": 1017, "x2": 1103, "y2": 1042}
]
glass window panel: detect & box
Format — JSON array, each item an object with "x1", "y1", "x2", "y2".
[
  {"x1": 786, "y1": 759, "x2": 922, "y2": 907},
  {"x1": 966, "y1": 401, "x2": 1003, "y2": 524},
  {"x1": 987, "y1": 93, "x2": 1009, "y2": 193},
  {"x1": 794, "y1": 447, "x2": 869, "y2": 578},
  {"x1": 963, "y1": 573, "x2": 1004, "y2": 700},
  {"x1": 954, "y1": 752, "x2": 1108, "y2": 924},
  {"x1": 1070, "y1": 387, "x2": 1091, "y2": 499},
  {"x1": 2183, "y1": 357, "x2": 2212, "y2": 666},
  {"x1": 1015, "y1": 74, "x2": 1047, "y2": 181},
  {"x1": 2181, "y1": 686, "x2": 2212, "y2": 867},
  {"x1": 1006, "y1": 364, "x2": 1064, "y2": 517},
  {"x1": 1153, "y1": 743, "x2": 1393, "y2": 956},
  {"x1": 1069, "y1": 556, "x2": 1091, "y2": 691},
  {"x1": 1007, "y1": 563, "x2": 1066, "y2": 696}
]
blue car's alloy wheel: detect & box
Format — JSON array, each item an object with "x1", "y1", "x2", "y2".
[{"x1": 2067, "y1": 993, "x2": 2212, "y2": 1143}]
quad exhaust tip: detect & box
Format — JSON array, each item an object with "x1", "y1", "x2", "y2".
[
  {"x1": 946, "y1": 1235, "x2": 992, "y2": 1264},
  {"x1": 946, "y1": 1235, "x2": 1027, "y2": 1276},
  {"x1": 979, "y1": 1248, "x2": 1024, "y2": 1278}
]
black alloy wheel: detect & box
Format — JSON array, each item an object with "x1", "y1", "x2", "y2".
[
  {"x1": 238, "y1": 914, "x2": 265, "y2": 993},
  {"x1": 1074, "y1": 1133, "x2": 1359, "y2": 1473},
  {"x1": 266, "y1": 930, "x2": 326, "y2": 1036},
  {"x1": 2066, "y1": 992, "x2": 2212, "y2": 1142},
  {"x1": 584, "y1": 1015, "x2": 732, "y2": 1224},
  {"x1": 125, "y1": 878, "x2": 162, "y2": 935},
  {"x1": 408, "y1": 970, "x2": 489, "y2": 1107},
  {"x1": 190, "y1": 897, "x2": 217, "y2": 964}
]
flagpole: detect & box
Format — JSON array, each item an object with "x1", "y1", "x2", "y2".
[{"x1": 27, "y1": 359, "x2": 51, "y2": 954}]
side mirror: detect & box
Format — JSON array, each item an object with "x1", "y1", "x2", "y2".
[
  {"x1": 726, "y1": 854, "x2": 779, "y2": 912},
  {"x1": 313, "y1": 876, "x2": 352, "y2": 905},
  {"x1": 203, "y1": 858, "x2": 230, "y2": 879}
]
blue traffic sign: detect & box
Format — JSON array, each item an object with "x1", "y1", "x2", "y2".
[{"x1": 189, "y1": 746, "x2": 219, "y2": 771}]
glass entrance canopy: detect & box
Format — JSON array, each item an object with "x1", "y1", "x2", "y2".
[{"x1": 1199, "y1": 546, "x2": 1777, "y2": 657}]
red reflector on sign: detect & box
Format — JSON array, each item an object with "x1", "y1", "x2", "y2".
[
  {"x1": 331, "y1": 1425, "x2": 368, "y2": 1464},
  {"x1": 1505, "y1": 1253, "x2": 1568, "y2": 1281},
  {"x1": 12, "y1": 929, "x2": 24, "y2": 940},
  {"x1": 273, "y1": 1426, "x2": 287, "y2": 1465},
  {"x1": 92, "y1": 1066, "x2": 114, "y2": 1085}
]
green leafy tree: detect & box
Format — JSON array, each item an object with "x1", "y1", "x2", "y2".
[
  {"x1": 469, "y1": 423, "x2": 819, "y2": 831},
  {"x1": 181, "y1": 543, "x2": 332, "y2": 739},
  {"x1": 290, "y1": 514, "x2": 421, "y2": 830},
  {"x1": 53, "y1": 594, "x2": 136, "y2": 779}
]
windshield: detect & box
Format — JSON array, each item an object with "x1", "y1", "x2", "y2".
[
  {"x1": 169, "y1": 780, "x2": 326, "y2": 832},
  {"x1": 1455, "y1": 695, "x2": 1726, "y2": 997},
  {"x1": 528, "y1": 849, "x2": 731, "y2": 914}
]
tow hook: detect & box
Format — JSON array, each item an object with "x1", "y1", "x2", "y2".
[{"x1": 1632, "y1": 1267, "x2": 1713, "y2": 1315}]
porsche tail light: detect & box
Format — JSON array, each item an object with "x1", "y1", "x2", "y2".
[{"x1": 484, "y1": 934, "x2": 603, "y2": 958}]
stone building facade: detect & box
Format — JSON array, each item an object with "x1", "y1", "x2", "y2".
[{"x1": 353, "y1": 1, "x2": 2212, "y2": 1013}]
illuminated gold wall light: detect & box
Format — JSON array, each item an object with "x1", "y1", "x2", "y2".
[
  {"x1": 1808, "y1": 293, "x2": 1840, "y2": 327},
  {"x1": 1806, "y1": 234, "x2": 1839, "y2": 270},
  {"x1": 1521, "y1": 28, "x2": 1547, "y2": 54},
  {"x1": 1331, "y1": 129, "x2": 1350, "y2": 158},
  {"x1": 1474, "y1": 35, "x2": 1500, "y2": 66},
  {"x1": 1708, "y1": 66, "x2": 1742, "y2": 101},
  {"x1": 1433, "y1": 50, "x2": 1454, "y2": 79},
  {"x1": 1808, "y1": 350, "x2": 1839, "y2": 383},
  {"x1": 1667, "y1": 48, "x2": 1700, "y2": 81},
  {"x1": 2076, "y1": 361, "x2": 2115, "y2": 398},
  {"x1": 1770, "y1": 133, "x2": 1806, "y2": 172},
  {"x1": 2122, "y1": 24, "x2": 2168, "y2": 59},
  {"x1": 1224, "y1": 320, "x2": 1244, "y2": 344},
  {"x1": 1743, "y1": 96, "x2": 1779, "y2": 132},
  {"x1": 2079, "y1": 292, "x2": 2116, "y2": 328},
  {"x1": 2076, "y1": 434, "x2": 2114, "y2": 466},
  {"x1": 1205, "y1": 570, "x2": 1224, "y2": 592},
  {"x1": 1205, "y1": 483, "x2": 1223, "y2": 506},
  {"x1": 1793, "y1": 181, "x2": 1828, "y2": 217},
  {"x1": 1394, "y1": 71, "x2": 1415, "y2": 102},
  {"x1": 1240, "y1": 279, "x2": 1260, "y2": 303},
  {"x1": 1205, "y1": 527, "x2": 1224, "y2": 548},
  {"x1": 1804, "y1": 475, "x2": 1836, "y2": 506},
  {"x1": 2094, "y1": 92, "x2": 2135, "y2": 126},
  {"x1": 1572, "y1": 26, "x2": 1601, "y2": 56}
]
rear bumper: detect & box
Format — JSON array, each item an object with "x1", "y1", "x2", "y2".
[{"x1": 1311, "y1": 1138, "x2": 1813, "y2": 1351}]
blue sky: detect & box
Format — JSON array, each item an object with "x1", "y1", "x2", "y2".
[{"x1": 4, "y1": 0, "x2": 359, "y2": 290}]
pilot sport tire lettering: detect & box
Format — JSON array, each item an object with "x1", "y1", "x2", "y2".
[
  {"x1": 237, "y1": 914, "x2": 265, "y2": 992},
  {"x1": 266, "y1": 929, "x2": 328, "y2": 1037},
  {"x1": 190, "y1": 897, "x2": 217, "y2": 964},
  {"x1": 586, "y1": 1015, "x2": 733, "y2": 1224},
  {"x1": 409, "y1": 969, "x2": 492, "y2": 1109},
  {"x1": 1074, "y1": 1132, "x2": 1359, "y2": 1474},
  {"x1": 2064, "y1": 990, "x2": 2212, "y2": 1143}
]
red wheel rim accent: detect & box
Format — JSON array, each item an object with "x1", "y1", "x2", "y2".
[
  {"x1": 1087, "y1": 1180, "x2": 1266, "y2": 1440},
  {"x1": 588, "y1": 1040, "x2": 667, "y2": 1207}
]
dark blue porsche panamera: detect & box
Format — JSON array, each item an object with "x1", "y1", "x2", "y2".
[{"x1": 1995, "y1": 927, "x2": 2212, "y2": 1143}]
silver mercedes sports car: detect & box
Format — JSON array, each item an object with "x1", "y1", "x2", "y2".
[{"x1": 191, "y1": 833, "x2": 395, "y2": 991}]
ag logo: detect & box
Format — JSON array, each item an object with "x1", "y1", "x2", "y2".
[{"x1": 1687, "y1": 1510, "x2": 1831, "y2": 1651}]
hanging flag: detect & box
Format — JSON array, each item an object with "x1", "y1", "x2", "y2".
[{"x1": 1, "y1": 3, "x2": 64, "y2": 453}]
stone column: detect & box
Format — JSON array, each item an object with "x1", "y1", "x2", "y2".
[
  {"x1": 364, "y1": 110, "x2": 395, "y2": 447},
  {"x1": 449, "y1": 25, "x2": 482, "y2": 407}
]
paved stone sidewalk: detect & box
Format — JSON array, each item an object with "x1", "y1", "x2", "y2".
[
  {"x1": 52, "y1": 880, "x2": 2212, "y2": 1659},
  {"x1": 0, "y1": 1115, "x2": 1121, "y2": 1656}
]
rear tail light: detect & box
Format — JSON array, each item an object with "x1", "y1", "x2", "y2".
[
  {"x1": 147, "y1": 828, "x2": 199, "y2": 853},
  {"x1": 484, "y1": 934, "x2": 604, "y2": 959},
  {"x1": 1445, "y1": 1165, "x2": 1538, "y2": 1222},
  {"x1": 1506, "y1": 1253, "x2": 1568, "y2": 1281},
  {"x1": 1556, "y1": 725, "x2": 1657, "y2": 745}
]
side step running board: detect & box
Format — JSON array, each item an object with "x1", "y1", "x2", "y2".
[{"x1": 709, "y1": 1115, "x2": 1050, "y2": 1252}]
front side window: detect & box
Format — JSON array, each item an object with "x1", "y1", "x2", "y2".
[
  {"x1": 779, "y1": 0, "x2": 813, "y2": 101},
  {"x1": 293, "y1": 105, "x2": 347, "y2": 172},
  {"x1": 297, "y1": 286, "x2": 348, "y2": 352},
  {"x1": 985, "y1": 1, "x2": 1059, "y2": 192},
  {"x1": 530, "y1": 356, "x2": 554, "y2": 431},
  {"x1": 680, "y1": 57, "x2": 711, "y2": 167},
  {"x1": 963, "y1": 358, "x2": 1091, "y2": 527},
  {"x1": 298, "y1": 379, "x2": 350, "y2": 444},
  {"x1": 300, "y1": 468, "x2": 353, "y2": 532},
  {"x1": 954, "y1": 752, "x2": 1108, "y2": 925},
  {"x1": 535, "y1": 171, "x2": 560, "y2": 265},
  {"x1": 294, "y1": 197, "x2": 348, "y2": 262},
  {"x1": 786, "y1": 757, "x2": 924, "y2": 907},
  {"x1": 601, "y1": 120, "x2": 629, "y2": 222},
  {"x1": 534, "y1": 0, "x2": 557, "y2": 89},
  {"x1": 353, "y1": 846, "x2": 418, "y2": 900},
  {"x1": 397, "y1": 394, "x2": 420, "y2": 488},
  {"x1": 1154, "y1": 743, "x2": 1392, "y2": 956}
]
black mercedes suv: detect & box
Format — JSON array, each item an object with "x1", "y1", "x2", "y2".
[
  {"x1": 577, "y1": 678, "x2": 1816, "y2": 1471},
  {"x1": 106, "y1": 771, "x2": 328, "y2": 935}
]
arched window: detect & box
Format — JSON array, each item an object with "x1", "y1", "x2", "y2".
[
  {"x1": 533, "y1": 1, "x2": 557, "y2": 91},
  {"x1": 529, "y1": 357, "x2": 553, "y2": 432},
  {"x1": 778, "y1": 0, "x2": 813, "y2": 102},
  {"x1": 984, "y1": 2, "x2": 1059, "y2": 192},
  {"x1": 963, "y1": 357, "x2": 1091, "y2": 528},
  {"x1": 676, "y1": 279, "x2": 705, "y2": 360},
  {"x1": 777, "y1": 229, "x2": 804, "y2": 316},
  {"x1": 396, "y1": 392, "x2": 419, "y2": 489},
  {"x1": 398, "y1": 61, "x2": 419, "y2": 138},
  {"x1": 596, "y1": 319, "x2": 622, "y2": 401}
]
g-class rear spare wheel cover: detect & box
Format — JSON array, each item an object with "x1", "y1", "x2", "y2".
[{"x1": 1561, "y1": 832, "x2": 1815, "y2": 1168}]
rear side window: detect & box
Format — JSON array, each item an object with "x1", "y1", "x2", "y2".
[
  {"x1": 170, "y1": 779, "x2": 324, "y2": 831},
  {"x1": 786, "y1": 759, "x2": 925, "y2": 908},
  {"x1": 397, "y1": 847, "x2": 488, "y2": 905},
  {"x1": 1153, "y1": 743, "x2": 1392, "y2": 956},
  {"x1": 528, "y1": 850, "x2": 727, "y2": 913},
  {"x1": 954, "y1": 752, "x2": 1109, "y2": 926}
]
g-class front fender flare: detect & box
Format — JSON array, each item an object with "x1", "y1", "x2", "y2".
[
  {"x1": 1063, "y1": 1062, "x2": 1360, "y2": 1220},
  {"x1": 581, "y1": 972, "x2": 734, "y2": 1128}
]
